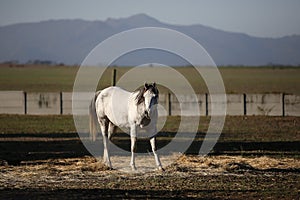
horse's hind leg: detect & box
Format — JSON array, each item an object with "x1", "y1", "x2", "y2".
[
  {"x1": 108, "y1": 122, "x2": 116, "y2": 141},
  {"x1": 150, "y1": 137, "x2": 163, "y2": 171},
  {"x1": 99, "y1": 118, "x2": 112, "y2": 169}
]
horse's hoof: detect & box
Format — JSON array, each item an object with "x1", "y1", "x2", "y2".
[
  {"x1": 132, "y1": 167, "x2": 137, "y2": 171},
  {"x1": 131, "y1": 165, "x2": 137, "y2": 171},
  {"x1": 158, "y1": 166, "x2": 165, "y2": 171}
]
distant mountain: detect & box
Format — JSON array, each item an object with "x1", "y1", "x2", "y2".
[{"x1": 0, "y1": 13, "x2": 299, "y2": 66}]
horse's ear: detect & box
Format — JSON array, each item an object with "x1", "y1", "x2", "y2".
[
  {"x1": 153, "y1": 82, "x2": 156, "y2": 88},
  {"x1": 144, "y1": 83, "x2": 149, "y2": 90}
]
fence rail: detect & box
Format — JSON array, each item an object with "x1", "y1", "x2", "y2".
[{"x1": 0, "y1": 91, "x2": 299, "y2": 116}]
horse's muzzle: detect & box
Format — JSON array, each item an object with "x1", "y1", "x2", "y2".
[{"x1": 140, "y1": 111, "x2": 151, "y2": 128}]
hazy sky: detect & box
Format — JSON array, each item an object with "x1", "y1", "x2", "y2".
[{"x1": 0, "y1": 0, "x2": 299, "y2": 38}]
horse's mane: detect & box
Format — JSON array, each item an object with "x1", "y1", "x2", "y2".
[
  {"x1": 136, "y1": 87, "x2": 146, "y2": 105},
  {"x1": 135, "y1": 83, "x2": 159, "y2": 105}
]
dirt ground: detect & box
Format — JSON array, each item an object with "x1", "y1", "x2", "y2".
[
  {"x1": 0, "y1": 116, "x2": 299, "y2": 199},
  {"x1": 0, "y1": 155, "x2": 299, "y2": 199}
]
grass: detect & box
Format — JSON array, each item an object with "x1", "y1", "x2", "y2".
[
  {"x1": 0, "y1": 114, "x2": 76, "y2": 134},
  {"x1": 0, "y1": 64, "x2": 299, "y2": 94},
  {"x1": 0, "y1": 65, "x2": 78, "y2": 92},
  {"x1": 0, "y1": 114, "x2": 299, "y2": 142}
]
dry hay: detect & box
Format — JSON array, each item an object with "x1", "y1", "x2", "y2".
[
  {"x1": 1, "y1": 155, "x2": 298, "y2": 176},
  {"x1": 171, "y1": 155, "x2": 300, "y2": 173},
  {"x1": 20, "y1": 156, "x2": 110, "y2": 172},
  {"x1": 0, "y1": 155, "x2": 299, "y2": 191},
  {"x1": 0, "y1": 154, "x2": 299, "y2": 200}
]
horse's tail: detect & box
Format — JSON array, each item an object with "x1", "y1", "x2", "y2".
[{"x1": 89, "y1": 91, "x2": 100, "y2": 141}]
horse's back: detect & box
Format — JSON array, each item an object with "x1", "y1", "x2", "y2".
[
  {"x1": 96, "y1": 86, "x2": 131, "y2": 127},
  {"x1": 99, "y1": 87, "x2": 131, "y2": 105},
  {"x1": 100, "y1": 86, "x2": 130, "y2": 97}
]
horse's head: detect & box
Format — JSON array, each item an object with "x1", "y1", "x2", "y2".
[
  {"x1": 136, "y1": 82, "x2": 159, "y2": 126},
  {"x1": 143, "y1": 82, "x2": 159, "y2": 117}
]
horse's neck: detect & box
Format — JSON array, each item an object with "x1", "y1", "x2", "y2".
[
  {"x1": 131, "y1": 91, "x2": 146, "y2": 115},
  {"x1": 137, "y1": 101, "x2": 146, "y2": 113}
]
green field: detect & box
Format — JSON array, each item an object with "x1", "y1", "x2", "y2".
[
  {"x1": 0, "y1": 64, "x2": 299, "y2": 94},
  {"x1": 1, "y1": 115, "x2": 299, "y2": 143},
  {"x1": 0, "y1": 64, "x2": 299, "y2": 142}
]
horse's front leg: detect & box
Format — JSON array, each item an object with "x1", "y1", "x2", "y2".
[
  {"x1": 150, "y1": 137, "x2": 163, "y2": 171},
  {"x1": 130, "y1": 125, "x2": 137, "y2": 171}
]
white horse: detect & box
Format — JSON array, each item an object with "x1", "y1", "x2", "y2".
[{"x1": 89, "y1": 83, "x2": 163, "y2": 171}]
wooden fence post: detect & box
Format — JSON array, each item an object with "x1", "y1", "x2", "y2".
[
  {"x1": 112, "y1": 68, "x2": 117, "y2": 86},
  {"x1": 243, "y1": 93, "x2": 247, "y2": 116},
  {"x1": 282, "y1": 93, "x2": 285, "y2": 117},
  {"x1": 205, "y1": 93, "x2": 208, "y2": 116},
  {"x1": 167, "y1": 93, "x2": 171, "y2": 116},
  {"x1": 24, "y1": 91, "x2": 27, "y2": 114},
  {"x1": 60, "y1": 92, "x2": 63, "y2": 115}
]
